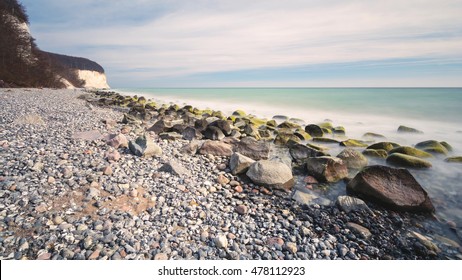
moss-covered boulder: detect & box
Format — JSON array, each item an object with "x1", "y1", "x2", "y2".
[
  {"x1": 305, "y1": 124, "x2": 323, "y2": 137},
  {"x1": 248, "y1": 117, "x2": 267, "y2": 127},
  {"x1": 145, "y1": 102, "x2": 157, "y2": 110},
  {"x1": 266, "y1": 119, "x2": 277, "y2": 127},
  {"x1": 366, "y1": 142, "x2": 399, "y2": 152},
  {"x1": 306, "y1": 142, "x2": 329, "y2": 152},
  {"x1": 440, "y1": 141, "x2": 453, "y2": 152},
  {"x1": 333, "y1": 126, "x2": 346, "y2": 135},
  {"x1": 340, "y1": 139, "x2": 369, "y2": 148},
  {"x1": 318, "y1": 122, "x2": 334, "y2": 130},
  {"x1": 337, "y1": 148, "x2": 368, "y2": 170},
  {"x1": 277, "y1": 121, "x2": 301, "y2": 129},
  {"x1": 294, "y1": 129, "x2": 312, "y2": 141},
  {"x1": 362, "y1": 149, "x2": 388, "y2": 158},
  {"x1": 321, "y1": 127, "x2": 332, "y2": 134},
  {"x1": 258, "y1": 129, "x2": 272, "y2": 138},
  {"x1": 386, "y1": 153, "x2": 432, "y2": 168},
  {"x1": 362, "y1": 132, "x2": 386, "y2": 140},
  {"x1": 243, "y1": 125, "x2": 261, "y2": 140},
  {"x1": 445, "y1": 156, "x2": 462, "y2": 163},
  {"x1": 306, "y1": 156, "x2": 348, "y2": 183},
  {"x1": 274, "y1": 132, "x2": 300, "y2": 145},
  {"x1": 389, "y1": 146, "x2": 433, "y2": 158},
  {"x1": 232, "y1": 110, "x2": 246, "y2": 117},
  {"x1": 415, "y1": 140, "x2": 449, "y2": 155},
  {"x1": 398, "y1": 125, "x2": 423, "y2": 134},
  {"x1": 312, "y1": 137, "x2": 340, "y2": 144},
  {"x1": 138, "y1": 96, "x2": 147, "y2": 105}
]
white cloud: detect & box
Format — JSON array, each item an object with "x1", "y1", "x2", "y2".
[{"x1": 30, "y1": 0, "x2": 462, "y2": 82}]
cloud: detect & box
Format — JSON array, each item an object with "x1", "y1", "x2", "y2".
[{"x1": 22, "y1": 0, "x2": 462, "y2": 86}]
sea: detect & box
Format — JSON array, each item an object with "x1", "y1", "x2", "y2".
[{"x1": 116, "y1": 87, "x2": 462, "y2": 231}]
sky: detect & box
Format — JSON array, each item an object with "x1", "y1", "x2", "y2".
[{"x1": 20, "y1": 0, "x2": 462, "y2": 88}]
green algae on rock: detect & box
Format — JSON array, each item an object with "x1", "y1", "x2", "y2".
[
  {"x1": 362, "y1": 149, "x2": 388, "y2": 158},
  {"x1": 386, "y1": 153, "x2": 432, "y2": 169},
  {"x1": 389, "y1": 146, "x2": 433, "y2": 158},
  {"x1": 340, "y1": 139, "x2": 369, "y2": 148},
  {"x1": 397, "y1": 125, "x2": 423, "y2": 134},
  {"x1": 366, "y1": 142, "x2": 400, "y2": 152}
]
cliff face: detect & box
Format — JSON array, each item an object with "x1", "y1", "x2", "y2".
[{"x1": 0, "y1": 0, "x2": 109, "y2": 89}]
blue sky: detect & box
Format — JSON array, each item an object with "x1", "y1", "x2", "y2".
[{"x1": 21, "y1": 0, "x2": 462, "y2": 87}]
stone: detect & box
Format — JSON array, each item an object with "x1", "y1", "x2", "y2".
[
  {"x1": 246, "y1": 160, "x2": 294, "y2": 190},
  {"x1": 312, "y1": 137, "x2": 340, "y2": 144},
  {"x1": 35, "y1": 203, "x2": 47, "y2": 213},
  {"x1": 232, "y1": 110, "x2": 246, "y2": 117},
  {"x1": 210, "y1": 120, "x2": 232, "y2": 136},
  {"x1": 203, "y1": 126, "x2": 225, "y2": 140},
  {"x1": 366, "y1": 142, "x2": 399, "y2": 152},
  {"x1": 47, "y1": 176, "x2": 56, "y2": 184},
  {"x1": 243, "y1": 124, "x2": 261, "y2": 140},
  {"x1": 182, "y1": 127, "x2": 199, "y2": 141},
  {"x1": 199, "y1": 140, "x2": 233, "y2": 156},
  {"x1": 102, "y1": 165, "x2": 113, "y2": 175},
  {"x1": 362, "y1": 149, "x2": 388, "y2": 158},
  {"x1": 159, "y1": 161, "x2": 191, "y2": 177},
  {"x1": 154, "y1": 253, "x2": 169, "y2": 260},
  {"x1": 337, "y1": 148, "x2": 368, "y2": 170},
  {"x1": 72, "y1": 130, "x2": 103, "y2": 141},
  {"x1": 306, "y1": 156, "x2": 348, "y2": 183},
  {"x1": 362, "y1": 132, "x2": 386, "y2": 140},
  {"x1": 214, "y1": 235, "x2": 228, "y2": 249},
  {"x1": 346, "y1": 165, "x2": 434, "y2": 212},
  {"x1": 411, "y1": 231, "x2": 440, "y2": 253},
  {"x1": 88, "y1": 250, "x2": 100, "y2": 260},
  {"x1": 389, "y1": 146, "x2": 433, "y2": 158},
  {"x1": 292, "y1": 190, "x2": 319, "y2": 205},
  {"x1": 31, "y1": 162, "x2": 44, "y2": 172},
  {"x1": 107, "y1": 133, "x2": 128, "y2": 149},
  {"x1": 181, "y1": 141, "x2": 200, "y2": 155},
  {"x1": 289, "y1": 144, "x2": 320, "y2": 161},
  {"x1": 336, "y1": 196, "x2": 371, "y2": 213},
  {"x1": 347, "y1": 222, "x2": 372, "y2": 239},
  {"x1": 235, "y1": 137, "x2": 271, "y2": 160},
  {"x1": 285, "y1": 242, "x2": 298, "y2": 254},
  {"x1": 397, "y1": 125, "x2": 423, "y2": 134},
  {"x1": 122, "y1": 113, "x2": 142, "y2": 125},
  {"x1": 147, "y1": 120, "x2": 171, "y2": 134},
  {"x1": 217, "y1": 174, "x2": 230, "y2": 185},
  {"x1": 105, "y1": 149, "x2": 121, "y2": 161},
  {"x1": 229, "y1": 152, "x2": 255, "y2": 175},
  {"x1": 305, "y1": 124, "x2": 323, "y2": 137},
  {"x1": 37, "y1": 252, "x2": 51, "y2": 260},
  {"x1": 266, "y1": 237, "x2": 284, "y2": 246},
  {"x1": 121, "y1": 125, "x2": 132, "y2": 134},
  {"x1": 128, "y1": 134, "x2": 162, "y2": 158},
  {"x1": 445, "y1": 156, "x2": 462, "y2": 163},
  {"x1": 415, "y1": 140, "x2": 449, "y2": 155},
  {"x1": 235, "y1": 205, "x2": 248, "y2": 215},
  {"x1": 234, "y1": 185, "x2": 243, "y2": 193},
  {"x1": 130, "y1": 189, "x2": 138, "y2": 197},
  {"x1": 340, "y1": 139, "x2": 369, "y2": 148},
  {"x1": 386, "y1": 153, "x2": 432, "y2": 168}
]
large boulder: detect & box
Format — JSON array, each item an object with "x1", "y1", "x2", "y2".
[
  {"x1": 386, "y1": 153, "x2": 432, "y2": 168},
  {"x1": 389, "y1": 146, "x2": 433, "y2": 158},
  {"x1": 203, "y1": 126, "x2": 225, "y2": 140},
  {"x1": 234, "y1": 137, "x2": 271, "y2": 160},
  {"x1": 397, "y1": 125, "x2": 423, "y2": 134},
  {"x1": 209, "y1": 120, "x2": 232, "y2": 136},
  {"x1": 128, "y1": 134, "x2": 162, "y2": 158},
  {"x1": 246, "y1": 160, "x2": 294, "y2": 190},
  {"x1": 346, "y1": 165, "x2": 434, "y2": 212},
  {"x1": 289, "y1": 144, "x2": 321, "y2": 161},
  {"x1": 229, "y1": 152, "x2": 255, "y2": 175},
  {"x1": 147, "y1": 120, "x2": 172, "y2": 134},
  {"x1": 305, "y1": 124, "x2": 323, "y2": 137},
  {"x1": 306, "y1": 156, "x2": 348, "y2": 183},
  {"x1": 337, "y1": 148, "x2": 368, "y2": 170},
  {"x1": 340, "y1": 139, "x2": 368, "y2": 148},
  {"x1": 415, "y1": 140, "x2": 449, "y2": 155},
  {"x1": 199, "y1": 140, "x2": 233, "y2": 156},
  {"x1": 362, "y1": 149, "x2": 388, "y2": 158},
  {"x1": 366, "y1": 142, "x2": 399, "y2": 152}
]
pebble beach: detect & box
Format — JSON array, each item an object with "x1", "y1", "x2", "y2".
[{"x1": 0, "y1": 88, "x2": 461, "y2": 260}]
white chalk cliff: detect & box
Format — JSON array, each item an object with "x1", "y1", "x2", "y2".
[{"x1": 77, "y1": 70, "x2": 110, "y2": 89}]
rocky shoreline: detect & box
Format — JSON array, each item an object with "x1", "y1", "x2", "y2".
[{"x1": 0, "y1": 88, "x2": 461, "y2": 260}]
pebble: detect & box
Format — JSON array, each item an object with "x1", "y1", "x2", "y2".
[
  {"x1": 235, "y1": 205, "x2": 248, "y2": 215},
  {"x1": 214, "y1": 235, "x2": 228, "y2": 249},
  {"x1": 154, "y1": 253, "x2": 168, "y2": 260},
  {"x1": 102, "y1": 165, "x2": 113, "y2": 176}
]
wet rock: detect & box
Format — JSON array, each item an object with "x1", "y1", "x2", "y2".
[
  {"x1": 347, "y1": 165, "x2": 434, "y2": 212},
  {"x1": 306, "y1": 156, "x2": 348, "y2": 183},
  {"x1": 199, "y1": 140, "x2": 233, "y2": 156},
  {"x1": 366, "y1": 142, "x2": 399, "y2": 152},
  {"x1": 229, "y1": 152, "x2": 255, "y2": 175},
  {"x1": 336, "y1": 196, "x2": 371, "y2": 213},
  {"x1": 182, "y1": 127, "x2": 200, "y2": 141},
  {"x1": 445, "y1": 156, "x2": 462, "y2": 163},
  {"x1": 203, "y1": 126, "x2": 225, "y2": 140},
  {"x1": 337, "y1": 148, "x2": 368, "y2": 170},
  {"x1": 289, "y1": 143, "x2": 320, "y2": 161},
  {"x1": 209, "y1": 120, "x2": 232, "y2": 136},
  {"x1": 398, "y1": 125, "x2": 423, "y2": 134},
  {"x1": 128, "y1": 134, "x2": 162, "y2": 158},
  {"x1": 246, "y1": 160, "x2": 294, "y2": 190},
  {"x1": 415, "y1": 140, "x2": 449, "y2": 155},
  {"x1": 386, "y1": 153, "x2": 432, "y2": 169}
]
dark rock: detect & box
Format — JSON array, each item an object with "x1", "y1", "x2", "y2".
[
  {"x1": 305, "y1": 124, "x2": 323, "y2": 137},
  {"x1": 306, "y1": 156, "x2": 348, "y2": 182},
  {"x1": 246, "y1": 160, "x2": 294, "y2": 190},
  {"x1": 147, "y1": 120, "x2": 172, "y2": 134},
  {"x1": 210, "y1": 120, "x2": 232, "y2": 136},
  {"x1": 289, "y1": 144, "x2": 320, "y2": 161},
  {"x1": 312, "y1": 137, "x2": 340, "y2": 144},
  {"x1": 182, "y1": 127, "x2": 201, "y2": 141},
  {"x1": 194, "y1": 119, "x2": 209, "y2": 131},
  {"x1": 203, "y1": 126, "x2": 225, "y2": 140},
  {"x1": 128, "y1": 134, "x2": 162, "y2": 157},
  {"x1": 346, "y1": 165, "x2": 434, "y2": 212},
  {"x1": 398, "y1": 125, "x2": 423, "y2": 134}
]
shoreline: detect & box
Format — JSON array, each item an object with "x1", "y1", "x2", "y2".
[{"x1": 0, "y1": 88, "x2": 461, "y2": 260}]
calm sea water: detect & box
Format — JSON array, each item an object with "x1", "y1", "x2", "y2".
[{"x1": 117, "y1": 87, "x2": 462, "y2": 227}]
